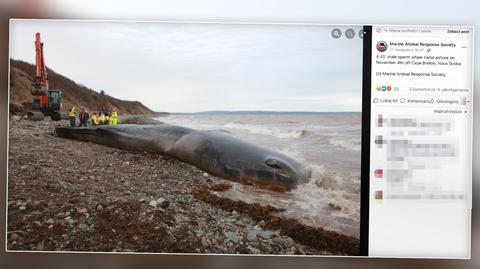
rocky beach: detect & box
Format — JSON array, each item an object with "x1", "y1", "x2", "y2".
[{"x1": 6, "y1": 117, "x2": 359, "y2": 255}]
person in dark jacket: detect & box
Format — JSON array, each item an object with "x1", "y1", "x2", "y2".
[{"x1": 78, "y1": 109, "x2": 90, "y2": 127}]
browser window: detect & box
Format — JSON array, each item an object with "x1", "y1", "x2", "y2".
[{"x1": 6, "y1": 20, "x2": 473, "y2": 258}]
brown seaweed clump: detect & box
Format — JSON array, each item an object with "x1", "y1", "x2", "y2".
[{"x1": 209, "y1": 183, "x2": 232, "y2": 192}]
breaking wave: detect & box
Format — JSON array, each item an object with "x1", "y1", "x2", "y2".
[
  {"x1": 329, "y1": 136, "x2": 361, "y2": 151},
  {"x1": 222, "y1": 122, "x2": 306, "y2": 139}
]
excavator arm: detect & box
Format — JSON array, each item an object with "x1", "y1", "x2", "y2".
[
  {"x1": 29, "y1": 33, "x2": 63, "y2": 121},
  {"x1": 32, "y1": 32, "x2": 49, "y2": 95}
]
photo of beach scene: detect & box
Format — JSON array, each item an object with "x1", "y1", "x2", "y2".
[{"x1": 7, "y1": 20, "x2": 363, "y2": 255}]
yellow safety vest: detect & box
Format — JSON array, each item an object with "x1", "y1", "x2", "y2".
[
  {"x1": 91, "y1": 115, "x2": 98, "y2": 125},
  {"x1": 69, "y1": 107, "x2": 76, "y2": 117},
  {"x1": 111, "y1": 111, "x2": 118, "y2": 125}
]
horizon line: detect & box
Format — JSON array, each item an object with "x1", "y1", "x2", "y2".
[{"x1": 159, "y1": 110, "x2": 362, "y2": 114}]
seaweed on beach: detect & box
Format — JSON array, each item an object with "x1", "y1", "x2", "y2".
[
  {"x1": 192, "y1": 185, "x2": 360, "y2": 255},
  {"x1": 210, "y1": 183, "x2": 232, "y2": 192},
  {"x1": 65, "y1": 200, "x2": 203, "y2": 253}
]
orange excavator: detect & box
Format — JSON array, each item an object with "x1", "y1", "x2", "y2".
[{"x1": 28, "y1": 32, "x2": 63, "y2": 121}]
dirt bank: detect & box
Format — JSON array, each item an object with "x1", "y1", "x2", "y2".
[
  {"x1": 6, "y1": 118, "x2": 358, "y2": 255},
  {"x1": 9, "y1": 59, "x2": 155, "y2": 115}
]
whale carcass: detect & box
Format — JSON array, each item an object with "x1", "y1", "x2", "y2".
[{"x1": 55, "y1": 124, "x2": 311, "y2": 191}]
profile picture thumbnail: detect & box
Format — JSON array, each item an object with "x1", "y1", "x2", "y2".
[{"x1": 376, "y1": 41, "x2": 388, "y2": 52}]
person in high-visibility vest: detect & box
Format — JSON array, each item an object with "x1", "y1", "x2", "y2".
[
  {"x1": 91, "y1": 112, "x2": 98, "y2": 126},
  {"x1": 68, "y1": 106, "x2": 76, "y2": 127},
  {"x1": 111, "y1": 109, "x2": 118, "y2": 125},
  {"x1": 105, "y1": 114, "x2": 110, "y2": 125},
  {"x1": 98, "y1": 113, "x2": 106, "y2": 125}
]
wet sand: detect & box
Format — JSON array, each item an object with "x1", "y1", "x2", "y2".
[{"x1": 6, "y1": 118, "x2": 359, "y2": 255}]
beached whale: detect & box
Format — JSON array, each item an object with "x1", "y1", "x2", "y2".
[{"x1": 55, "y1": 124, "x2": 311, "y2": 191}]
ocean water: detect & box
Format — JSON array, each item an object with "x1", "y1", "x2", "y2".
[{"x1": 159, "y1": 112, "x2": 361, "y2": 237}]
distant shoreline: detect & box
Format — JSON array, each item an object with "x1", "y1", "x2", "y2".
[{"x1": 168, "y1": 111, "x2": 361, "y2": 115}]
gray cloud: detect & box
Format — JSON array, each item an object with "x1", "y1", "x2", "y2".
[{"x1": 10, "y1": 20, "x2": 363, "y2": 112}]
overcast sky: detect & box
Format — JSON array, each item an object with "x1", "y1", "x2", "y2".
[{"x1": 10, "y1": 20, "x2": 362, "y2": 113}]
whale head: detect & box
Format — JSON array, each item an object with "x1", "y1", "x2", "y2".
[
  {"x1": 223, "y1": 154, "x2": 311, "y2": 191},
  {"x1": 173, "y1": 130, "x2": 311, "y2": 192},
  {"x1": 260, "y1": 156, "x2": 311, "y2": 191},
  {"x1": 219, "y1": 141, "x2": 311, "y2": 191}
]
